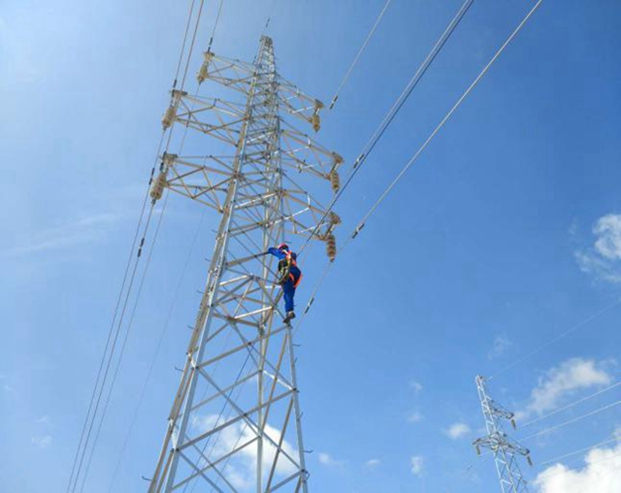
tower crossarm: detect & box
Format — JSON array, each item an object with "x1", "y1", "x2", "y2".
[
  {"x1": 473, "y1": 375, "x2": 532, "y2": 493},
  {"x1": 147, "y1": 36, "x2": 339, "y2": 493},
  {"x1": 196, "y1": 52, "x2": 256, "y2": 93},
  {"x1": 274, "y1": 77, "x2": 324, "y2": 131},
  {"x1": 473, "y1": 432, "x2": 531, "y2": 458},
  {"x1": 196, "y1": 49, "x2": 326, "y2": 131}
]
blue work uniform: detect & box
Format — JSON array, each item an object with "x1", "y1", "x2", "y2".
[{"x1": 267, "y1": 247, "x2": 302, "y2": 313}]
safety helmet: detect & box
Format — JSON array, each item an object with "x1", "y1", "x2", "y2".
[{"x1": 277, "y1": 243, "x2": 289, "y2": 251}]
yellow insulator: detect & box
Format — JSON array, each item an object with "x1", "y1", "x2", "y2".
[
  {"x1": 311, "y1": 113, "x2": 321, "y2": 132},
  {"x1": 161, "y1": 90, "x2": 186, "y2": 129},
  {"x1": 326, "y1": 234, "x2": 337, "y2": 262},
  {"x1": 150, "y1": 171, "x2": 167, "y2": 202},
  {"x1": 196, "y1": 51, "x2": 214, "y2": 84},
  {"x1": 161, "y1": 105, "x2": 176, "y2": 129},
  {"x1": 329, "y1": 170, "x2": 340, "y2": 193}
]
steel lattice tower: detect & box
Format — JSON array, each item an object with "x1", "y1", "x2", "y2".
[
  {"x1": 473, "y1": 375, "x2": 532, "y2": 493},
  {"x1": 147, "y1": 36, "x2": 342, "y2": 493}
]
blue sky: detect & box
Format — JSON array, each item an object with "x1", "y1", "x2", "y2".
[{"x1": 2, "y1": 0, "x2": 621, "y2": 492}]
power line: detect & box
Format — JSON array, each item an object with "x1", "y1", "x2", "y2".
[
  {"x1": 531, "y1": 440, "x2": 621, "y2": 483},
  {"x1": 261, "y1": 0, "x2": 278, "y2": 38},
  {"x1": 68, "y1": 203, "x2": 159, "y2": 493},
  {"x1": 347, "y1": 0, "x2": 473, "y2": 172},
  {"x1": 350, "y1": 0, "x2": 543, "y2": 239},
  {"x1": 206, "y1": 0, "x2": 225, "y2": 52},
  {"x1": 329, "y1": 0, "x2": 394, "y2": 110},
  {"x1": 180, "y1": 0, "x2": 207, "y2": 90},
  {"x1": 78, "y1": 194, "x2": 171, "y2": 493},
  {"x1": 521, "y1": 381, "x2": 621, "y2": 428},
  {"x1": 298, "y1": 0, "x2": 475, "y2": 258},
  {"x1": 67, "y1": 0, "x2": 209, "y2": 487},
  {"x1": 174, "y1": 0, "x2": 198, "y2": 88},
  {"x1": 521, "y1": 398, "x2": 621, "y2": 442},
  {"x1": 106, "y1": 208, "x2": 207, "y2": 493},
  {"x1": 537, "y1": 434, "x2": 619, "y2": 467},
  {"x1": 491, "y1": 297, "x2": 621, "y2": 380},
  {"x1": 295, "y1": 0, "x2": 542, "y2": 328},
  {"x1": 64, "y1": 158, "x2": 157, "y2": 493}
]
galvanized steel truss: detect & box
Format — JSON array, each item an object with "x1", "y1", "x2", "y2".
[
  {"x1": 147, "y1": 36, "x2": 342, "y2": 493},
  {"x1": 473, "y1": 376, "x2": 532, "y2": 493}
]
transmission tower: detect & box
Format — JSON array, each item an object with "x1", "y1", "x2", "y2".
[
  {"x1": 473, "y1": 375, "x2": 532, "y2": 493},
  {"x1": 146, "y1": 36, "x2": 342, "y2": 493}
]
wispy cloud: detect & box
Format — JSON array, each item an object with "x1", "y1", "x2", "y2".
[
  {"x1": 575, "y1": 213, "x2": 621, "y2": 283},
  {"x1": 535, "y1": 429, "x2": 621, "y2": 493},
  {"x1": 31, "y1": 435, "x2": 52, "y2": 449},
  {"x1": 409, "y1": 380, "x2": 423, "y2": 394},
  {"x1": 34, "y1": 415, "x2": 52, "y2": 426},
  {"x1": 488, "y1": 334, "x2": 512, "y2": 360},
  {"x1": 3, "y1": 212, "x2": 121, "y2": 257},
  {"x1": 318, "y1": 452, "x2": 345, "y2": 467},
  {"x1": 0, "y1": 373, "x2": 13, "y2": 393},
  {"x1": 443, "y1": 423, "x2": 471, "y2": 440},
  {"x1": 365, "y1": 458, "x2": 381, "y2": 468},
  {"x1": 410, "y1": 456, "x2": 424, "y2": 476},
  {"x1": 516, "y1": 358, "x2": 613, "y2": 421},
  {"x1": 407, "y1": 411, "x2": 423, "y2": 424}
]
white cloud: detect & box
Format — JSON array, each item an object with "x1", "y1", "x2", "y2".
[
  {"x1": 365, "y1": 459, "x2": 380, "y2": 468},
  {"x1": 31, "y1": 435, "x2": 52, "y2": 449},
  {"x1": 488, "y1": 334, "x2": 513, "y2": 360},
  {"x1": 410, "y1": 455, "x2": 424, "y2": 476},
  {"x1": 535, "y1": 434, "x2": 621, "y2": 493},
  {"x1": 575, "y1": 214, "x2": 621, "y2": 284},
  {"x1": 410, "y1": 381, "x2": 423, "y2": 394},
  {"x1": 3, "y1": 213, "x2": 120, "y2": 257},
  {"x1": 318, "y1": 452, "x2": 344, "y2": 467},
  {"x1": 0, "y1": 374, "x2": 13, "y2": 393},
  {"x1": 191, "y1": 414, "x2": 298, "y2": 487},
  {"x1": 444, "y1": 423, "x2": 471, "y2": 440},
  {"x1": 517, "y1": 358, "x2": 612, "y2": 421},
  {"x1": 34, "y1": 415, "x2": 51, "y2": 426},
  {"x1": 407, "y1": 411, "x2": 423, "y2": 423},
  {"x1": 593, "y1": 215, "x2": 621, "y2": 260}
]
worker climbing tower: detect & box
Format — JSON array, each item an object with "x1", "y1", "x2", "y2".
[
  {"x1": 473, "y1": 375, "x2": 532, "y2": 493},
  {"x1": 146, "y1": 36, "x2": 342, "y2": 493}
]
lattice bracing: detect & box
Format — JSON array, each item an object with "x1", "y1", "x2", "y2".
[
  {"x1": 146, "y1": 35, "x2": 342, "y2": 493},
  {"x1": 473, "y1": 376, "x2": 532, "y2": 493}
]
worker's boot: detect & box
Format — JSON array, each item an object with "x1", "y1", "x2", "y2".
[{"x1": 283, "y1": 311, "x2": 296, "y2": 324}]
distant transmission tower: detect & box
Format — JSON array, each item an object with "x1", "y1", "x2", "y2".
[
  {"x1": 473, "y1": 375, "x2": 532, "y2": 493},
  {"x1": 146, "y1": 36, "x2": 342, "y2": 493}
]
